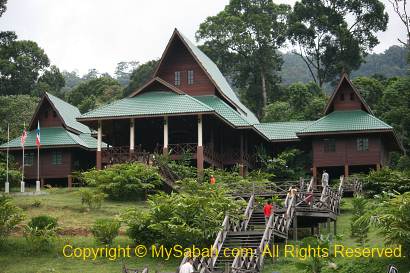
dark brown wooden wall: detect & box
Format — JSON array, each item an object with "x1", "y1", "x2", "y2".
[
  {"x1": 35, "y1": 100, "x2": 63, "y2": 128},
  {"x1": 332, "y1": 81, "x2": 363, "y2": 111},
  {"x1": 156, "y1": 37, "x2": 216, "y2": 96},
  {"x1": 312, "y1": 135, "x2": 382, "y2": 167},
  {"x1": 12, "y1": 148, "x2": 72, "y2": 179}
]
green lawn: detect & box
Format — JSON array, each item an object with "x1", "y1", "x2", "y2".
[{"x1": 1, "y1": 190, "x2": 409, "y2": 273}]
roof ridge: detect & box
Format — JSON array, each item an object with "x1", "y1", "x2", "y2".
[
  {"x1": 185, "y1": 95, "x2": 215, "y2": 112},
  {"x1": 80, "y1": 97, "x2": 129, "y2": 118}
]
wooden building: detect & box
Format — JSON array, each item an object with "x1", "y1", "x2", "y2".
[
  {"x1": 75, "y1": 29, "x2": 403, "y2": 179},
  {"x1": 0, "y1": 93, "x2": 102, "y2": 186}
]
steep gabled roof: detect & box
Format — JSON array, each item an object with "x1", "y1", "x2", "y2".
[
  {"x1": 324, "y1": 73, "x2": 373, "y2": 115},
  {"x1": 128, "y1": 77, "x2": 185, "y2": 97},
  {"x1": 29, "y1": 93, "x2": 91, "y2": 134},
  {"x1": 153, "y1": 29, "x2": 259, "y2": 125}
]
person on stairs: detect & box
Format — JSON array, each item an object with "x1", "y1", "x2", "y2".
[
  {"x1": 179, "y1": 257, "x2": 194, "y2": 273},
  {"x1": 321, "y1": 170, "x2": 329, "y2": 189},
  {"x1": 263, "y1": 200, "x2": 274, "y2": 225}
]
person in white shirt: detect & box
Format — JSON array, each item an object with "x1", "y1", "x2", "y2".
[
  {"x1": 179, "y1": 258, "x2": 194, "y2": 273},
  {"x1": 321, "y1": 170, "x2": 329, "y2": 188}
]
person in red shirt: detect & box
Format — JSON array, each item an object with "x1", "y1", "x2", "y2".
[
  {"x1": 210, "y1": 175, "x2": 216, "y2": 185},
  {"x1": 263, "y1": 200, "x2": 274, "y2": 225}
]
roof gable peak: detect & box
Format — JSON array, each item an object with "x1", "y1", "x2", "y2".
[{"x1": 128, "y1": 77, "x2": 185, "y2": 97}]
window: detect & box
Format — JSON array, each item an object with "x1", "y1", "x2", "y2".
[
  {"x1": 187, "y1": 70, "x2": 194, "y2": 85},
  {"x1": 324, "y1": 138, "x2": 336, "y2": 152},
  {"x1": 52, "y1": 151, "x2": 63, "y2": 165},
  {"x1": 44, "y1": 111, "x2": 48, "y2": 118},
  {"x1": 357, "y1": 138, "x2": 369, "y2": 151},
  {"x1": 53, "y1": 111, "x2": 57, "y2": 118},
  {"x1": 350, "y1": 92, "x2": 355, "y2": 101},
  {"x1": 174, "y1": 71, "x2": 181, "y2": 86},
  {"x1": 24, "y1": 152, "x2": 34, "y2": 166},
  {"x1": 340, "y1": 93, "x2": 345, "y2": 101}
]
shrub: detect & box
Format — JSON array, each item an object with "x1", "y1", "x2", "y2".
[
  {"x1": 364, "y1": 168, "x2": 410, "y2": 196},
  {"x1": 91, "y1": 218, "x2": 121, "y2": 245},
  {"x1": 0, "y1": 162, "x2": 21, "y2": 186},
  {"x1": 30, "y1": 199, "x2": 42, "y2": 208},
  {"x1": 28, "y1": 215, "x2": 58, "y2": 230},
  {"x1": 80, "y1": 163, "x2": 163, "y2": 200},
  {"x1": 350, "y1": 196, "x2": 369, "y2": 245},
  {"x1": 122, "y1": 185, "x2": 245, "y2": 247},
  {"x1": 24, "y1": 215, "x2": 58, "y2": 253},
  {"x1": 0, "y1": 195, "x2": 24, "y2": 244},
  {"x1": 79, "y1": 188, "x2": 105, "y2": 209}
]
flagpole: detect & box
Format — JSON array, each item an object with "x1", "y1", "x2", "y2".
[
  {"x1": 22, "y1": 122, "x2": 25, "y2": 182},
  {"x1": 6, "y1": 124, "x2": 9, "y2": 184}
]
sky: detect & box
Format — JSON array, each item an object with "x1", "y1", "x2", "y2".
[{"x1": 0, "y1": 0, "x2": 407, "y2": 75}]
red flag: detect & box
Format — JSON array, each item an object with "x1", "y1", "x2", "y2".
[
  {"x1": 20, "y1": 128, "x2": 27, "y2": 147},
  {"x1": 36, "y1": 121, "x2": 41, "y2": 147}
]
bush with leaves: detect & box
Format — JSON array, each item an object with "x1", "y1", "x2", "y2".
[
  {"x1": 24, "y1": 215, "x2": 58, "y2": 253},
  {"x1": 0, "y1": 162, "x2": 21, "y2": 186},
  {"x1": 350, "y1": 196, "x2": 369, "y2": 246},
  {"x1": 91, "y1": 218, "x2": 121, "y2": 245},
  {"x1": 80, "y1": 163, "x2": 163, "y2": 200},
  {"x1": 294, "y1": 235, "x2": 332, "y2": 273},
  {"x1": 0, "y1": 195, "x2": 24, "y2": 244},
  {"x1": 122, "y1": 183, "x2": 245, "y2": 247},
  {"x1": 364, "y1": 168, "x2": 410, "y2": 196},
  {"x1": 79, "y1": 188, "x2": 105, "y2": 209}
]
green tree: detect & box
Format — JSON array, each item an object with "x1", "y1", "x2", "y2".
[
  {"x1": 115, "y1": 61, "x2": 139, "y2": 87},
  {"x1": 288, "y1": 0, "x2": 389, "y2": 87},
  {"x1": 0, "y1": 36, "x2": 50, "y2": 95},
  {"x1": 33, "y1": 65, "x2": 65, "y2": 97},
  {"x1": 352, "y1": 76, "x2": 384, "y2": 112},
  {"x1": 0, "y1": 0, "x2": 6, "y2": 17},
  {"x1": 350, "y1": 196, "x2": 369, "y2": 246},
  {"x1": 196, "y1": 0, "x2": 290, "y2": 117},
  {"x1": 67, "y1": 77, "x2": 122, "y2": 112},
  {"x1": 123, "y1": 60, "x2": 158, "y2": 97}
]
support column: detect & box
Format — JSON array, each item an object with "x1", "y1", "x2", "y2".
[
  {"x1": 376, "y1": 163, "x2": 381, "y2": 171},
  {"x1": 197, "y1": 115, "x2": 204, "y2": 175},
  {"x1": 327, "y1": 218, "x2": 331, "y2": 234},
  {"x1": 129, "y1": 118, "x2": 135, "y2": 159},
  {"x1": 239, "y1": 133, "x2": 245, "y2": 177},
  {"x1": 334, "y1": 219, "x2": 337, "y2": 235},
  {"x1": 40, "y1": 178, "x2": 45, "y2": 188},
  {"x1": 312, "y1": 165, "x2": 317, "y2": 188},
  {"x1": 293, "y1": 215, "x2": 298, "y2": 241},
  {"x1": 67, "y1": 175, "x2": 73, "y2": 188},
  {"x1": 163, "y1": 117, "x2": 168, "y2": 156},
  {"x1": 96, "y1": 120, "x2": 102, "y2": 170},
  {"x1": 344, "y1": 164, "x2": 349, "y2": 178}
]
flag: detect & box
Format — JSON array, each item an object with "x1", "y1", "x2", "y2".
[
  {"x1": 36, "y1": 121, "x2": 41, "y2": 147},
  {"x1": 20, "y1": 127, "x2": 27, "y2": 147}
]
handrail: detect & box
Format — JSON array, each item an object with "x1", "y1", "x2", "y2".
[{"x1": 240, "y1": 195, "x2": 255, "y2": 231}]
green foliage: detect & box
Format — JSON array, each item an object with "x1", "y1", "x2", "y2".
[
  {"x1": 350, "y1": 196, "x2": 369, "y2": 246},
  {"x1": 0, "y1": 33, "x2": 50, "y2": 95},
  {"x1": 80, "y1": 163, "x2": 163, "y2": 200},
  {"x1": 123, "y1": 60, "x2": 158, "y2": 97},
  {"x1": 353, "y1": 76, "x2": 384, "y2": 113},
  {"x1": 24, "y1": 215, "x2": 58, "y2": 253},
  {"x1": 79, "y1": 188, "x2": 106, "y2": 209},
  {"x1": 288, "y1": 0, "x2": 388, "y2": 86},
  {"x1": 28, "y1": 215, "x2": 58, "y2": 230},
  {"x1": 196, "y1": 0, "x2": 291, "y2": 116},
  {"x1": 0, "y1": 195, "x2": 24, "y2": 244},
  {"x1": 90, "y1": 218, "x2": 121, "y2": 245},
  {"x1": 263, "y1": 82, "x2": 327, "y2": 121},
  {"x1": 0, "y1": 0, "x2": 6, "y2": 17},
  {"x1": 0, "y1": 95, "x2": 39, "y2": 142},
  {"x1": 122, "y1": 186, "x2": 244, "y2": 247},
  {"x1": 0, "y1": 162, "x2": 21, "y2": 185},
  {"x1": 114, "y1": 61, "x2": 139, "y2": 87},
  {"x1": 33, "y1": 65, "x2": 65, "y2": 97},
  {"x1": 66, "y1": 76, "x2": 122, "y2": 112},
  {"x1": 294, "y1": 235, "x2": 332, "y2": 273},
  {"x1": 364, "y1": 168, "x2": 410, "y2": 196}
]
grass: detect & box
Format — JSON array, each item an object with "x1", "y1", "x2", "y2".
[{"x1": 1, "y1": 189, "x2": 409, "y2": 273}]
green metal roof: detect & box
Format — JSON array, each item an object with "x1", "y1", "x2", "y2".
[
  {"x1": 0, "y1": 127, "x2": 102, "y2": 149},
  {"x1": 254, "y1": 121, "x2": 314, "y2": 141},
  {"x1": 298, "y1": 110, "x2": 392, "y2": 135},
  {"x1": 46, "y1": 93, "x2": 91, "y2": 133},
  {"x1": 79, "y1": 91, "x2": 213, "y2": 119},
  {"x1": 179, "y1": 32, "x2": 259, "y2": 125},
  {"x1": 195, "y1": 96, "x2": 251, "y2": 127}
]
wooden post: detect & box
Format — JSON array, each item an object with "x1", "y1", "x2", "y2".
[
  {"x1": 344, "y1": 164, "x2": 349, "y2": 177},
  {"x1": 293, "y1": 215, "x2": 298, "y2": 241},
  {"x1": 312, "y1": 165, "x2": 317, "y2": 188},
  {"x1": 327, "y1": 218, "x2": 331, "y2": 234},
  {"x1": 311, "y1": 227, "x2": 314, "y2": 236},
  {"x1": 163, "y1": 117, "x2": 168, "y2": 156},
  {"x1": 129, "y1": 118, "x2": 135, "y2": 160},
  {"x1": 96, "y1": 120, "x2": 102, "y2": 170},
  {"x1": 197, "y1": 115, "x2": 204, "y2": 175},
  {"x1": 67, "y1": 175, "x2": 72, "y2": 188},
  {"x1": 376, "y1": 163, "x2": 381, "y2": 171},
  {"x1": 40, "y1": 178, "x2": 45, "y2": 188},
  {"x1": 334, "y1": 219, "x2": 337, "y2": 235}
]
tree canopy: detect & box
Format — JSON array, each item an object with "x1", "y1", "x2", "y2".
[
  {"x1": 288, "y1": 0, "x2": 389, "y2": 86},
  {"x1": 123, "y1": 60, "x2": 158, "y2": 97},
  {"x1": 196, "y1": 0, "x2": 290, "y2": 117}
]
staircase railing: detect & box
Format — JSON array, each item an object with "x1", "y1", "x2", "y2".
[
  {"x1": 239, "y1": 195, "x2": 255, "y2": 232},
  {"x1": 316, "y1": 176, "x2": 344, "y2": 214},
  {"x1": 231, "y1": 195, "x2": 297, "y2": 273}
]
